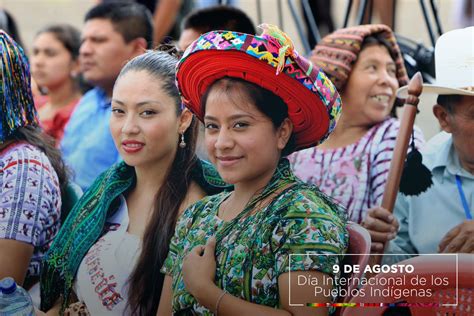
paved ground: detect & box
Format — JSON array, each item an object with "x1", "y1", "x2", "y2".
[{"x1": 1, "y1": 0, "x2": 465, "y2": 140}]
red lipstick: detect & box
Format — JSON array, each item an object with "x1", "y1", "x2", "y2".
[{"x1": 122, "y1": 140, "x2": 145, "y2": 154}]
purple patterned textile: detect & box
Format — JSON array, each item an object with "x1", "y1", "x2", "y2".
[
  {"x1": 0, "y1": 142, "x2": 61, "y2": 279},
  {"x1": 290, "y1": 118, "x2": 424, "y2": 223}
]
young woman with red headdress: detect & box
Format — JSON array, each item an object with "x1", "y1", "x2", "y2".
[{"x1": 157, "y1": 25, "x2": 348, "y2": 316}]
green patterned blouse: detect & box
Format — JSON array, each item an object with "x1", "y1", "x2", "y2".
[{"x1": 162, "y1": 159, "x2": 348, "y2": 314}]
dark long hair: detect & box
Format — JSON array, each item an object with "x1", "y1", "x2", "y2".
[
  {"x1": 118, "y1": 46, "x2": 199, "y2": 315},
  {"x1": 10, "y1": 126, "x2": 70, "y2": 220}
]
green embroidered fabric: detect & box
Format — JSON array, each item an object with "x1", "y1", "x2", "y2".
[
  {"x1": 162, "y1": 159, "x2": 348, "y2": 314},
  {"x1": 40, "y1": 158, "x2": 229, "y2": 312}
]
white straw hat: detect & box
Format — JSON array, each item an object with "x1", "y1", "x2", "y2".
[{"x1": 397, "y1": 26, "x2": 474, "y2": 97}]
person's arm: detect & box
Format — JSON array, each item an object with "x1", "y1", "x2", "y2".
[
  {"x1": 45, "y1": 301, "x2": 61, "y2": 316},
  {"x1": 382, "y1": 194, "x2": 417, "y2": 264},
  {"x1": 156, "y1": 275, "x2": 173, "y2": 316},
  {"x1": 152, "y1": 0, "x2": 182, "y2": 46},
  {"x1": 0, "y1": 239, "x2": 33, "y2": 285},
  {"x1": 181, "y1": 239, "x2": 331, "y2": 316},
  {"x1": 192, "y1": 274, "x2": 332, "y2": 316},
  {"x1": 438, "y1": 220, "x2": 474, "y2": 253},
  {"x1": 279, "y1": 271, "x2": 332, "y2": 316}
]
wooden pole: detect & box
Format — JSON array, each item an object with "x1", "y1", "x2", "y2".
[
  {"x1": 381, "y1": 72, "x2": 423, "y2": 213},
  {"x1": 371, "y1": 72, "x2": 423, "y2": 267}
]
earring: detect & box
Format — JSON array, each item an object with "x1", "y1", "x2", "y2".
[{"x1": 179, "y1": 133, "x2": 186, "y2": 148}]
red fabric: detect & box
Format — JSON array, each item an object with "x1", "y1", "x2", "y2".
[
  {"x1": 177, "y1": 50, "x2": 330, "y2": 151},
  {"x1": 36, "y1": 98, "x2": 80, "y2": 144}
]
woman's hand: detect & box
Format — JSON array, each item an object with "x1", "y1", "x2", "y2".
[
  {"x1": 182, "y1": 237, "x2": 217, "y2": 297},
  {"x1": 362, "y1": 206, "x2": 399, "y2": 253}
]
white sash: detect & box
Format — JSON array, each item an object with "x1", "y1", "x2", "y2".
[{"x1": 74, "y1": 195, "x2": 141, "y2": 315}]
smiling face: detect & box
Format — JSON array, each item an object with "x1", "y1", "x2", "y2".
[
  {"x1": 31, "y1": 32, "x2": 78, "y2": 90},
  {"x1": 341, "y1": 44, "x2": 399, "y2": 126},
  {"x1": 110, "y1": 70, "x2": 191, "y2": 170},
  {"x1": 203, "y1": 80, "x2": 292, "y2": 188}
]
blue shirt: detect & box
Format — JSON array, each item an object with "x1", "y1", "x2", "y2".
[
  {"x1": 61, "y1": 88, "x2": 120, "y2": 191},
  {"x1": 385, "y1": 133, "x2": 473, "y2": 263}
]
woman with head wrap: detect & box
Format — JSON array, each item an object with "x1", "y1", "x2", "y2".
[
  {"x1": 290, "y1": 25, "x2": 425, "y2": 237},
  {"x1": 0, "y1": 30, "x2": 67, "y2": 290},
  {"x1": 157, "y1": 25, "x2": 348, "y2": 316}
]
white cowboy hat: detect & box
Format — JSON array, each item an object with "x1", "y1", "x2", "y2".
[{"x1": 397, "y1": 26, "x2": 474, "y2": 98}]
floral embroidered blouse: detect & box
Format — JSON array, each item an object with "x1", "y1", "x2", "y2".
[{"x1": 162, "y1": 159, "x2": 348, "y2": 314}]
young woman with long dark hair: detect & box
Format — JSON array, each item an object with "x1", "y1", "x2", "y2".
[{"x1": 40, "y1": 47, "x2": 228, "y2": 315}]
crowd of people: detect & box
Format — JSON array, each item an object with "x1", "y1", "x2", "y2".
[{"x1": 0, "y1": 1, "x2": 472, "y2": 315}]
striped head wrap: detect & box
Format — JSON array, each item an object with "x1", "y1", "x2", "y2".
[
  {"x1": 311, "y1": 24, "x2": 408, "y2": 92},
  {"x1": 0, "y1": 30, "x2": 38, "y2": 143}
]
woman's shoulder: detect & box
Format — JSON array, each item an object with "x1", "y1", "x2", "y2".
[
  {"x1": 368, "y1": 117, "x2": 399, "y2": 138},
  {"x1": 269, "y1": 184, "x2": 348, "y2": 245},
  {"x1": 1, "y1": 141, "x2": 40, "y2": 157},
  {"x1": 275, "y1": 183, "x2": 347, "y2": 221},
  {"x1": 77, "y1": 161, "x2": 134, "y2": 210},
  {"x1": 1, "y1": 142, "x2": 54, "y2": 171},
  {"x1": 370, "y1": 117, "x2": 422, "y2": 136},
  {"x1": 179, "y1": 181, "x2": 207, "y2": 216},
  {"x1": 187, "y1": 191, "x2": 227, "y2": 211},
  {"x1": 369, "y1": 117, "x2": 425, "y2": 149},
  {"x1": 177, "y1": 191, "x2": 228, "y2": 227}
]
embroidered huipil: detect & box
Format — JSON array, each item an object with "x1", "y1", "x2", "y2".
[
  {"x1": 40, "y1": 159, "x2": 229, "y2": 312},
  {"x1": 162, "y1": 159, "x2": 348, "y2": 314},
  {"x1": 0, "y1": 142, "x2": 61, "y2": 281},
  {"x1": 290, "y1": 118, "x2": 425, "y2": 223}
]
